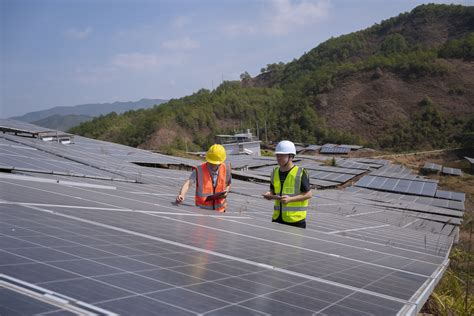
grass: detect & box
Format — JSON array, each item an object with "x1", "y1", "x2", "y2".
[
  {"x1": 322, "y1": 157, "x2": 337, "y2": 166},
  {"x1": 420, "y1": 171, "x2": 473, "y2": 315},
  {"x1": 422, "y1": 237, "x2": 473, "y2": 315}
]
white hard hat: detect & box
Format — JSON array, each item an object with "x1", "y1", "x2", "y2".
[{"x1": 275, "y1": 140, "x2": 296, "y2": 155}]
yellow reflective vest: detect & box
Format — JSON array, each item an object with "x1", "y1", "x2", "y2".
[{"x1": 271, "y1": 166, "x2": 308, "y2": 223}]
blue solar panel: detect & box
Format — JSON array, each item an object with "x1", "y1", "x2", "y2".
[
  {"x1": 442, "y1": 167, "x2": 462, "y2": 176},
  {"x1": 422, "y1": 162, "x2": 442, "y2": 172},
  {"x1": 355, "y1": 175, "x2": 437, "y2": 197},
  {"x1": 435, "y1": 190, "x2": 466, "y2": 202},
  {"x1": 320, "y1": 146, "x2": 351, "y2": 154}
]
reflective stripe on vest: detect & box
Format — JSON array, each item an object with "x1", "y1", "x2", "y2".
[
  {"x1": 195, "y1": 162, "x2": 227, "y2": 212},
  {"x1": 272, "y1": 166, "x2": 308, "y2": 223}
]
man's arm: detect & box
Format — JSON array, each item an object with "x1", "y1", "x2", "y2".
[
  {"x1": 176, "y1": 179, "x2": 191, "y2": 203},
  {"x1": 280, "y1": 190, "x2": 312, "y2": 204}
]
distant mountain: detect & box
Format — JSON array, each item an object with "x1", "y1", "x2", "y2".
[
  {"x1": 11, "y1": 98, "x2": 167, "y2": 123},
  {"x1": 31, "y1": 114, "x2": 93, "y2": 132}
]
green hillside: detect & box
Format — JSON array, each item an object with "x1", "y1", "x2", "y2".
[
  {"x1": 32, "y1": 114, "x2": 92, "y2": 132},
  {"x1": 70, "y1": 4, "x2": 474, "y2": 152}
]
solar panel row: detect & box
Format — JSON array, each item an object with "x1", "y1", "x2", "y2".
[
  {"x1": 441, "y1": 167, "x2": 462, "y2": 176},
  {"x1": 422, "y1": 162, "x2": 442, "y2": 172},
  {"x1": 319, "y1": 146, "x2": 351, "y2": 154},
  {"x1": 355, "y1": 175, "x2": 437, "y2": 197},
  {"x1": 435, "y1": 190, "x2": 466, "y2": 202}
]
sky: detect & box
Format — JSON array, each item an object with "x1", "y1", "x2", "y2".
[{"x1": 1, "y1": 0, "x2": 471, "y2": 118}]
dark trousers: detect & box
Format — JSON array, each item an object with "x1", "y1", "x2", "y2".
[{"x1": 272, "y1": 218, "x2": 306, "y2": 229}]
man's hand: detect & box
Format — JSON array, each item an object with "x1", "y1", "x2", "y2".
[
  {"x1": 220, "y1": 191, "x2": 228, "y2": 198},
  {"x1": 280, "y1": 195, "x2": 292, "y2": 204},
  {"x1": 262, "y1": 192, "x2": 273, "y2": 200},
  {"x1": 176, "y1": 194, "x2": 185, "y2": 204}
]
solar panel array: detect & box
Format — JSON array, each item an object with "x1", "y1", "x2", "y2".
[
  {"x1": 347, "y1": 187, "x2": 465, "y2": 212},
  {"x1": 352, "y1": 158, "x2": 388, "y2": 168},
  {"x1": 339, "y1": 144, "x2": 363, "y2": 150},
  {"x1": 422, "y1": 162, "x2": 442, "y2": 173},
  {"x1": 435, "y1": 190, "x2": 466, "y2": 202},
  {"x1": 441, "y1": 167, "x2": 462, "y2": 176},
  {"x1": 302, "y1": 145, "x2": 321, "y2": 151},
  {"x1": 319, "y1": 146, "x2": 351, "y2": 154},
  {"x1": 334, "y1": 159, "x2": 372, "y2": 170},
  {"x1": 0, "y1": 119, "x2": 54, "y2": 133},
  {"x1": 0, "y1": 120, "x2": 466, "y2": 315},
  {"x1": 355, "y1": 175, "x2": 438, "y2": 197},
  {"x1": 370, "y1": 172, "x2": 435, "y2": 182}
]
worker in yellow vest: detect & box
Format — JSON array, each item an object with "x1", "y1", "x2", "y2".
[
  {"x1": 263, "y1": 140, "x2": 312, "y2": 228},
  {"x1": 176, "y1": 144, "x2": 231, "y2": 212}
]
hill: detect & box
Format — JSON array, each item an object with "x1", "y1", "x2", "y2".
[
  {"x1": 31, "y1": 114, "x2": 93, "y2": 132},
  {"x1": 11, "y1": 98, "x2": 167, "y2": 123},
  {"x1": 70, "y1": 4, "x2": 474, "y2": 152}
]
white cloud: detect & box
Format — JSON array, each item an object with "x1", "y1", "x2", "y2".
[
  {"x1": 173, "y1": 16, "x2": 191, "y2": 29},
  {"x1": 65, "y1": 27, "x2": 92, "y2": 40},
  {"x1": 161, "y1": 37, "x2": 200, "y2": 50},
  {"x1": 73, "y1": 51, "x2": 186, "y2": 84},
  {"x1": 222, "y1": 0, "x2": 330, "y2": 36},
  {"x1": 111, "y1": 53, "x2": 161, "y2": 71},
  {"x1": 266, "y1": 0, "x2": 330, "y2": 35},
  {"x1": 222, "y1": 24, "x2": 257, "y2": 36},
  {"x1": 73, "y1": 65, "x2": 117, "y2": 84}
]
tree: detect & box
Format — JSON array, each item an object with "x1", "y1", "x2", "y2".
[
  {"x1": 381, "y1": 33, "x2": 408, "y2": 55},
  {"x1": 240, "y1": 71, "x2": 251, "y2": 81}
]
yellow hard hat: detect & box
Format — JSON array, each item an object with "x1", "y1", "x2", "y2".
[{"x1": 206, "y1": 144, "x2": 226, "y2": 164}]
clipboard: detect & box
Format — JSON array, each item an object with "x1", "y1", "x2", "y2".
[
  {"x1": 262, "y1": 193, "x2": 282, "y2": 200},
  {"x1": 267, "y1": 194, "x2": 282, "y2": 200},
  {"x1": 205, "y1": 191, "x2": 227, "y2": 201}
]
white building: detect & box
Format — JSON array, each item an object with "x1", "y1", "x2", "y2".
[{"x1": 216, "y1": 129, "x2": 261, "y2": 156}]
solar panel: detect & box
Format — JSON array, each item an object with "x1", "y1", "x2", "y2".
[
  {"x1": 355, "y1": 175, "x2": 437, "y2": 197},
  {"x1": 441, "y1": 167, "x2": 462, "y2": 176},
  {"x1": 435, "y1": 190, "x2": 466, "y2": 202},
  {"x1": 422, "y1": 162, "x2": 442, "y2": 173},
  {"x1": 376, "y1": 163, "x2": 410, "y2": 173},
  {"x1": 303, "y1": 144, "x2": 321, "y2": 151},
  {"x1": 339, "y1": 144, "x2": 363, "y2": 150},
  {"x1": 371, "y1": 171, "x2": 436, "y2": 182},
  {"x1": 0, "y1": 118, "x2": 54, "y2": 133},
  {"x1": 297, "y1": 162, "x2": 365, "y2": 175},
  {"x1": 346, "y1": 187, "x2": 465, "y2": 212},
  {"x1": 352, "y1": 158, "x2": 388, "y2": 168},
  {"x1": 307, "y1": 170, "x2": 355, "y2": 183},
  {"x1": 0, "y1": 121, "x2": 464, "y2": 315},
  {"x1": 320, "y1": 146, "x2": 351, "y2": 154},
  {"x1": 335, "y1": 159, "x2": 372, "y2": 170}
]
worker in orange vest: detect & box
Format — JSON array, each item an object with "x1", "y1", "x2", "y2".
[{"x1": 176, "y1": 144, "x2": 231, "y2": 212}]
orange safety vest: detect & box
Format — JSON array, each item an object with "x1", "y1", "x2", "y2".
[{"x1": 194, "y1": 163, "x2": 229, "y2": 212}]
